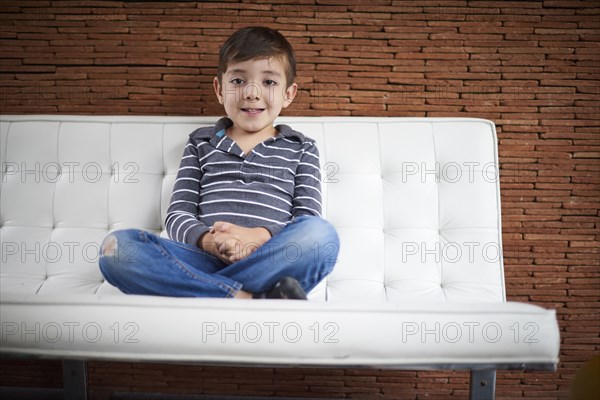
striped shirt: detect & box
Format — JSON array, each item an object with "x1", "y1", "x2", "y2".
[{"x1": 165, "y1": 117, "x2": 322, "y2": 247}]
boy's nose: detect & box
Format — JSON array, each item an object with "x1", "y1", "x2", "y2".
[{"x1": 244, "y1": 82, "x2": 261, "y2": 101}]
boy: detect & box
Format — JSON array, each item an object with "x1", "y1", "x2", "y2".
[{"x1": 99, "y1": 26, "x2": 339, "y2": 300}]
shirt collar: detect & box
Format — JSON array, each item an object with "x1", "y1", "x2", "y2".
[
  {"x1": 211, "y1": 117, "x2": 306, "y2": 143},
  {"x1": 275, "y1": 122, "x2": 306, "y2": 142}
]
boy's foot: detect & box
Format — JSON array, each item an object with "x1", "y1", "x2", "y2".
[{"x1": 253, "y1": 277, "x2": 307, "y2": 300}]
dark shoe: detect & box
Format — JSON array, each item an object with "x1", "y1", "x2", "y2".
[{"x1": 253, "y1": 277, "x2": 307, "y2": 300}]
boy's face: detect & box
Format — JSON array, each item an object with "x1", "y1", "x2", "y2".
[{"x1": 213, "y1": 57, "x2": 297, "y2": 136}]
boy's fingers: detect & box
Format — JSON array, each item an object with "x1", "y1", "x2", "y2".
[
  {"x1": 213, "y1": 231, "x2": 233, "y2": 245},
  {"x1": 218, "y1": 242, "x2": 229, "y2": 255},
  {"x1": 219, "y1": 239, "x2": 239, "y2": 254},
  {"x1": 215, "y1": 222, "x2": 230, "y2": 232},
  {"x1": 213, "y1": 230, "x2": 240, "y2": 245}
]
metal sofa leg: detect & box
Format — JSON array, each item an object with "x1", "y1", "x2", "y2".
[
  {"x1": 470, "y1": 369, "x2": 496, "y2": 400},
  {"x1": 62, "y1": 360, "x2": 88, "y2": 400}
]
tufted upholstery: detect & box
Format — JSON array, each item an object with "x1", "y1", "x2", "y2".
[
  {"x1": 1, "y1": 115, "x2": 505, "y2": 303},
  {"x1": 0, "y1": 116, "x2": 559, "y2": 391}
]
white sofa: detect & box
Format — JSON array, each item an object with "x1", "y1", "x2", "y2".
[{"x1": 0, "y1": 115, "x2": 560, "y2": 399}]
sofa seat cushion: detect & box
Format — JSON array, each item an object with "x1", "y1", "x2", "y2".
[{"x1": 0, "y1": 293, "x2": 560, "y2": 368}]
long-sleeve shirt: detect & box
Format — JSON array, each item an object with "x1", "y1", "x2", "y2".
[{"x1": 165, "y1": 117, "x2": 322, "y2": 247}]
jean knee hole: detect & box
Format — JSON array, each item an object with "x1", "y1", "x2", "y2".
[{"x1": 100, "y1": 235, "x2": 118, "y2": 257}]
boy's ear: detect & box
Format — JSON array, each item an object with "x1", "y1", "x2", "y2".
[
  {"x1": 282, "y1": 82, "x2": 298, "y2": 109},
  {"x1": 213, "y1": 77, "x2": 224, "y2": 104}
]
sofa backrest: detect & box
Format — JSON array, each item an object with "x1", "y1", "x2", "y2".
[{"x1": 0, "y1": 116, "x2": 505, "y2": 303}]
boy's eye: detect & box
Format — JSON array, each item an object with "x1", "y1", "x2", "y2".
[
  {"x1": 264, "y1": 79, "x2": 277, "y2": 86},
  {"x1": 230, "y1": 78, "x2": 244, "y2": 85}
]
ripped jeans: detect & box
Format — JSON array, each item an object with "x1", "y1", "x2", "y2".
[{"x1": 98, "y1": 216, "x2": 340, "y2": 298}]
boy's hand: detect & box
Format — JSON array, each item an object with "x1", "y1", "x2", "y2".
[
  {"x1": 200, "y1": 222, "x2": 271, "y2": 264},
  {"x1": 198, "y1": 231, "x2": 230, "y2": 263}
]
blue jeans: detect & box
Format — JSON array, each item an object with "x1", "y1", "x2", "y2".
[{"x1": 98, "y1": 216, "x2": 339, "y2": 298}]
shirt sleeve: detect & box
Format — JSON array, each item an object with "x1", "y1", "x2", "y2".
[
  {"x1": 291, "y1": 141, "x2": 323, "y2": 218},
  {"x1": 164, "y1": 137, "x2": 210, "y2": 247}
]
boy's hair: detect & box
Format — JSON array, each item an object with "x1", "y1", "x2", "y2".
[{"x1": 217, "y1": 26, "x2": 296, "y2": 88}]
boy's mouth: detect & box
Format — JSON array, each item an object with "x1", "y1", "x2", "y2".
[{"x1": 241, "y1": 108, "x2": 265, "y2": 115}]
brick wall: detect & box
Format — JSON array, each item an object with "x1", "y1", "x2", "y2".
[{"x1": 1, "y1": 1, "x2": 599, "y2": 399}]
